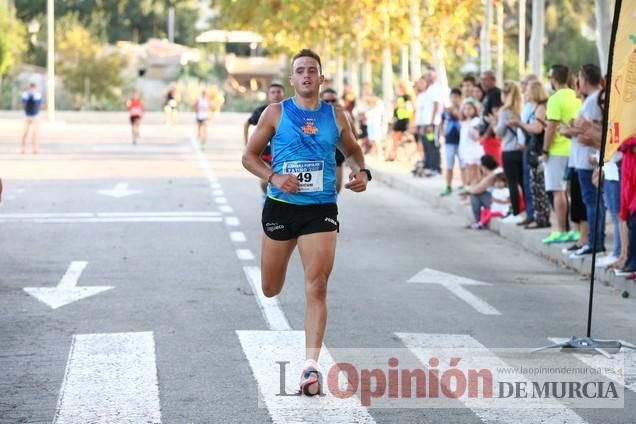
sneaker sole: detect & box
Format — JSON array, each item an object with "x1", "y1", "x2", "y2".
[{"x1": 300, "y1": 377, "x2": 321, "y2": 396}]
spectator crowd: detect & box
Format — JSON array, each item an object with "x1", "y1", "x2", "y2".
[{"x1": 338, "y1": 64, "x2": 636, "y2": 280}]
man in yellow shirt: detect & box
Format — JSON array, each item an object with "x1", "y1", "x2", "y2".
[{"x1": 542, "y1": 65, "x2": 582, "y2": 244}]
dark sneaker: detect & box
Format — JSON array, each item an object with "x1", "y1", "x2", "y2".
[
  {"x1": 569, "y1": 245, "x2": 606, "y2": 258},
  {"x1": 561, "y1": 243, "x2": 582, "y2": 253},
  {"x1": 299, "y1": 367, "x2": 322, "y2": 396}
]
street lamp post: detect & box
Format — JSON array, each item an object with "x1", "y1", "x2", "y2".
[{"x1": 47, "y1": 0, "x2": 55, "y2": 122}]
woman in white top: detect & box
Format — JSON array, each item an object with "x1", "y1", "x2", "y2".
[{"x1": 194, "y1": 90, "x2": 211, "y2": 147}]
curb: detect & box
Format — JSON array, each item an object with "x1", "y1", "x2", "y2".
[{"x1": 370, "y1": 164, "x2": 634, "y2": 297}]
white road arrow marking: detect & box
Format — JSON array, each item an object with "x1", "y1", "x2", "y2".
[
  {"x1": 53, "y1": 332, "x2": 161, "y2": 424},
  {"x1": 407, "y1": 268, "x2": 501, "y2": 315},
  {"x1": 24, "y1": 261, "x2": 113, "y2": 309},
  {"x1": 97, "y1": 182, "x2": 141, "y2": 198}
]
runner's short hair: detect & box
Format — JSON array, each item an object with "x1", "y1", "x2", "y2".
[
  {"x1": 450, "y1": 88, "x2": 462, "y2": 96},
  {"x1": 463, "y1": 74, "x2": 477, "y2": 85},
  {"x1": 320, "y1": 88, "x2": 337, "y2": 97},
  {"x1": 268, "y1": 82, "x2": 285, "y2": 90},
  {"x1": 480, "y1": 155, "x2": 499, "y2": 171},
  {"x1": 550, "y1": 64, "x2": 570, "y2": 85},
  {"x1": 579, "y1": 64, "x2": 602, "y2": 86},
  {"x1": 291, "y1": 49, "x2": 322, "y2": 73}
]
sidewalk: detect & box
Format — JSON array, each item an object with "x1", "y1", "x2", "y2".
[{"x1": 367, "y1": 156, "x2": 635, "y2": 297}]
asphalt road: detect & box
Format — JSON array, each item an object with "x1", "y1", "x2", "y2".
[{"x1": 1, "y1": 114, "x2": 635, "y2": 424}]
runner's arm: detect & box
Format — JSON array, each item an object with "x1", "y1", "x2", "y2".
[{"x1": 242, "y1": 105, "x2": 300, "y2": 193}]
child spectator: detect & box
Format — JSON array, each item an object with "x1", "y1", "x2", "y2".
[{"x1": 472, "y1": 173, "x2": 511, "y2": 229}]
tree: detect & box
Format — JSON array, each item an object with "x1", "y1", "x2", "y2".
[
  {"x1": 594, "y1": 0, "x2": 611, "y2": 72},
  {"x1": 0, "y1": 6, "x2": 27, "y2": 77},
  {"x1": 55, "y1": 14, "x2": 125, "y2": 109}
]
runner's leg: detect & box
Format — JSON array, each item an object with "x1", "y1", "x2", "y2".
[
  {"x1": 31, "y1": 119, "x2": 39, "y2": 154},
  {"x1": 297, "y1": 231, "x2": 337, "y2": 361},
  {"x1": 260, "y1": 234, "x2": 297, "y2": 297}
]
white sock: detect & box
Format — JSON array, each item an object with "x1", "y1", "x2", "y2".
[{"x1": 304, "y1": 359, "x2": 318, "y2": 370}]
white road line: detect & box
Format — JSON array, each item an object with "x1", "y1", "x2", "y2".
[
  {"x1": 237, "y1": 330, "x2": 376, "y2": 423},
  {"x1": 212, "y1": 189, "x2": 224, "y2": 196},
  {"x1": 98, "y1": 211, "x2": 221, "y2": 217},
  {"x1": 215, "y1": 197, "x2": 228, "y2": 204},
  {"x1": 210, "y1": 182, "x2": 222, "y2": 189},
  {"x1": 93, "y1": 144, "x2": 191, "y2": 153},
  {"x1": 396, "y1": 333, "x2": 588, "y2": 424},
  {"x1": 219, "y1": 205, "x2": 234, "y2": 213},
  {"x1": 53, "y1": 332, "x2": 161, "y2": 424},
  {"x1": 549, "y1": 337, "x2": 636, "y2": 393},
  {"x1": 243, "y1": 266, "x2": 291, "y2": 331},
  {"x1": 225, "y1": 216, "x2": 240, "y2": 226},
  {"x1": 5, "y1": 217, "x2": 223, "y2": 224},
  {"x1": 0, "y1": 211, "x2": 221, "y2": 219},
  {"x1": 407, "y1": 268, "x2": 501, "y2": 315},
  {"x1": 230, "y1": 231, "x2": 247, "y2": 242},
  {"x1": 236, "y1": 249, "x2": 255, "y2": 261}
]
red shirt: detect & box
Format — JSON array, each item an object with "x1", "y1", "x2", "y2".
[
  {"x1": 128, "y1": 98, "x2": 143, "y2": 117},
  {"x1": 620, "y1": 137, "x2": 636, "y2": 220}
]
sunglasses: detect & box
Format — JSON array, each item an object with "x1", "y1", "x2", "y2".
[{"x1": 323, "y1": 98, "x2": 337, "y2": 103}]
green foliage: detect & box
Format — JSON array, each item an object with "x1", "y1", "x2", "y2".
[
  {"x1": 15, "y1": 0, "x2": 202, "y2": 46},
  {"x1": 544, "y1": 0, "x2": 599, "y2": 71},
  {"x1": 0, "y1": 7, "x2": 27, "y2": 77},
  {"x1": 55, "y1": 13, "x2": 126, "y2": 109}
]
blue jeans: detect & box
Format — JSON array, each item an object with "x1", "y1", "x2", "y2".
[
  {"x1": 603, "y1": 179, "x2": 621, "y2": 257},
  {"x1": 522, "y1": 149, "x2": 535, "y2": 221},
  {"x1": 470, "y1": 191, "x2": 492, "y2": 223},
  {"x1": 577, "y1": 169, "x2": 606, "y2": 251}
]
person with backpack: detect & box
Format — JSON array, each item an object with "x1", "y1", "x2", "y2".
[{"x1": 20, "y1": 83, "x2": 43, "y2": 154}]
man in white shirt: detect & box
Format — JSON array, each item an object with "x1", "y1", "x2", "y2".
[{"x1": 414, "y1": 67, "x2": 445, "y2": 176}]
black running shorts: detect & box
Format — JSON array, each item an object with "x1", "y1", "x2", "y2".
[{"x1": 262, "y1": 197, "x2": 339, "y2": 241}]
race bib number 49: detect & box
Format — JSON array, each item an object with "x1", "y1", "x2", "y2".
[{"x1": 282, "y1": 160, "x2": 324, "y2": 192}]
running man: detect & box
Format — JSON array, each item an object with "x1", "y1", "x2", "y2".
[
  {"x1": 194, "y1": 89, "x2": 211, "y2": 148},
  {"x1": 243, "y1": 82, "x2": 286, "y2": 194},
  {"x1": 20, "y1": 83, "x2": 44, "y2": 154},
  {"x1": 127, "y1": 91, "x2": 144, "y2": 144},
  {"x1": 242, "y1": 49, "x2": 370, "y2": 396},
  {"x1": 319, "y1": 88, "x2": 350, "y2": 193}
]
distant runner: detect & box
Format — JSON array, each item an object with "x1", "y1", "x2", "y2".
[
  {"x1": 244, "y1": 83, "x2": 286, "y2": 194},
  {"x1": 127, "y1": 91, "x2": 144, "y2": 144},
  {"x1": 242, "y1": 49, "x2": 370, "y2": 396},
  {"x1": 20, "y1": 83, "x2": 43, "y2": 154}
]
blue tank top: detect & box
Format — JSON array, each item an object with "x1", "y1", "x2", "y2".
[{"x1": 268, "y1": 97, "x2": 341, "y2": 205}]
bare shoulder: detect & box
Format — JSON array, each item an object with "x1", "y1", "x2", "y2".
[{"x1": 259, "y1": 103, "x2": 282, "y2": 129}]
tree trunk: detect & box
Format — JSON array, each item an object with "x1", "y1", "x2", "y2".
[
  {"x1": 594, "y1": 0, "x2": 611, "y2": 73},
  {"x1": 401, "y1": 45, "x2": 410, "y2": 82},
  {"x1": 381, "y1": 9, "x2": 394, "y2": 121},
  {"x1": 529, "y1": 0, "x2": 545, "y2": 78},
  {"x1": 410, "y1": 0, "x2": 422, "y2": 81},
  {"x1": 481, "y1": 0, "x2": 493, "y2": 72},
  {"x1": 363, "y1": 57, "x2": 373, "y2": 85},
  {"x1": 496, "y1": 0, "x2": 504, "y2": 83},
  {"x1": 518, "y1": 0, "x2": 526, "y2": 78},
  {"x1": 335, "y1": 40, "x2": 344, "y2": 96}
]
